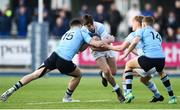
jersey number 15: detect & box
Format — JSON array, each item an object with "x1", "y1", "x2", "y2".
[{"x1": 62, "y1": 32, "x2": 74, "y2": 40}]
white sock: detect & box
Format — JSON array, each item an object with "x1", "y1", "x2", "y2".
[
  {"x1": 102, "y1": 72, "x2": 106, "y2": 78},
  {"x1": 113, "y1": 84, "x2": 120, "y2": 91}
]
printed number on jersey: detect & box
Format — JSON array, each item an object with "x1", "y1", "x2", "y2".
[
  {"x1": 150, "y1": 31, "x2": 161, "y2": 42},
  {"x1": 62, "y1": 32, "x2": 74, "y2": 40}
]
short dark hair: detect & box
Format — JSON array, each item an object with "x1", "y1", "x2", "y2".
[
  {"x1": 82, "y1": 14, "x2": 93, "y2": 25},
  {"x1": 142, "y1": 16, "x2": 154, "y2": 26},
  {"x1": 70, "y1": 18, "x2": 82, "y2": 26}
]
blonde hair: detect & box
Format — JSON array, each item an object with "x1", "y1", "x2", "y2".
[
  {"x1": 142, "y1": 16, "x2": 154, "y2": 26},
  {"x1": 133, "y1": 15, "x2": 144, "y2": 24}
]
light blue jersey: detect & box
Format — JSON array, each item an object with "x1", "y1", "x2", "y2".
[
  {"x1": 134, "y1": 26, "x2": 165, "y2": 58},
  {"x1": 125, "y1": 32, "x2": 144, "y2": 56},
  {"x1": 55, "y1": 27, "x2": 92, "y2": 61},
  {"x1": 81, "y1": 22, "x2": 109, "y2": 39}
]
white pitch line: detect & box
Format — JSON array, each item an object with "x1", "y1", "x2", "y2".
[{"x1": 26, "y1": 99, "x2": 110, "y2": 105}]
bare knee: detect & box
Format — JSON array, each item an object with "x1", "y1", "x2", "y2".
[{"x1": 125, "y1": 62, "x2": 132, "y2": 71}]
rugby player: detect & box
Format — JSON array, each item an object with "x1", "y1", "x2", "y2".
[{"x1": 81, "y1": 14, "x2": 125, "y2": 102}]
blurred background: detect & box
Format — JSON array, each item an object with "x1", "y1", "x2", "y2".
[{"x1": 0, "y1": 0, "x2": 180, "y2": 76}]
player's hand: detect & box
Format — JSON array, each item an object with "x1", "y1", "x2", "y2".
[
  {"x1": 99, "y1": 41, "x2": 105, "y2": 47},
  {"x1": 92, "y1": 36, "x2": 100, "y2": 41},
  {"x1": 101, "y1": 43, "x2": 109, "y2": 49},
  {"x1": 102, "y1": 35, "x2": 115, "y2": 43},
  {"x1": 118, "y1": 54, "x2": 128, "y2": 60}
]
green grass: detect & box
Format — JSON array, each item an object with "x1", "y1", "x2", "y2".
[{"x1": 0, "y1": 76, "x2": 179, "y2": 109}]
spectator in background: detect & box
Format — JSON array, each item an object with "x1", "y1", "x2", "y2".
[
  {"x1": 62, "y1": 4, "x2": 72, "y2": 21},
  {"x1": 126, "y1": 4, "x2": 141, "y2": 33},
  {"x1": 166, "y1": 27, "x2": 177, "y2": 42},
  {"x1": 153, "y1": 6, "x2": 166, "y2": 37},
  {"x1": 142, "y1": 3, "x2": 154, "y2": 16},
  {"x1": 176, "y1": 27, "x2": 180, "y2": 41},
  {"x1": 33, "y1": 6, "x2": 53, "y2": 32},
  {"x1": 15, "y1": 5, "x2": 31, "y2": 38},
  {"x1": 51, "y1": 17, "x2": 67, "y2": 39},
  {"x1": 57, "y1": 9, "x2": 69, "y2": 31},
  {"x1": 167, "y1": 11, "x2": 177, "y2": 29},
  {"x1": 174, "y1": 0, "x2": 180, "y2": 27},
  {"x1": 0, "y1": 4, "x2": 12, "y2": 38},
  {"x1": 93, "y1": 4, "x2": 108, "y2": 23},
  {"x1": 108, "y1": 3, "x2": 122, "y2": 37},
  {"x1": 78, "y1": 4, "x2": 90, "y2": 17}
]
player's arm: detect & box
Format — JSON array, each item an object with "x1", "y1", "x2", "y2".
[
  {"x1": 89, "y1": 38, "x2": 104, "y2": 47},
  {"x1": 102, "y1": 34, "x2": 115, "y2": 43},
  {"x1": 82, "y1": 31, "x2": 104, "y2": 48},
  {"x1": 106, "y1": 41, "x2": 130, "y2": 51},
  {"x1": 132, "y1": 49, "x2": 138, "y2": 56},
  {"x1": 89, "y1": 36, "x2": 109, "y2": 51},
  {"x1": 78, "y1": 43, "x2": 89, "y2": 52},
  {"x1": 119, "y1": 36, "x2": 140, "y2": 60}
]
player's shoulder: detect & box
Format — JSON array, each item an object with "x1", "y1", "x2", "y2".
[
  {"x1": 94, "y1": 21, "x2": 103, "y2": 26},
  {"x1": 144, "y1": 26, "x2": 154, "y2": 32},
  {"x1": 129, "y1": 32, "x2": 136, "y2": 36},
  {"x1": 125, "y1": 32, "x2": 135, "y2": 42},
  {"x1": 80, "y1": 29, "x2": 90, "y2": 37},
  {"x1": 94, "y1": 21, "x2": 105, "y2": 29},
  {"x1": 81, "y1": 26, "x2": 88, "y2": 32},
  {"x1": 134, "y1": 27, "x2": 146, "y2": 35},
  {"x1": 126, "y1": 32, "x2": 135, "y2": 39}
]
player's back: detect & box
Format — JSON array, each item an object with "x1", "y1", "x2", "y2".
[
  {"x1": 137, "y1": 26, "x2": 165, "y2": 58},
  {"x1": 55, "y1": 27, "x2": 87, "y2": 61}
]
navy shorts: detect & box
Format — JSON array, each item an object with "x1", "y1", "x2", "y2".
[
  {"x1": 43, "y1": 52, "x2": 76, "y2": 74},
  {"x1": 138, "y1": 56, "x2": 165, "y2": 72}
]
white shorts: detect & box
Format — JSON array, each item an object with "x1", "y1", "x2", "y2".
[
  {"x1": 133, "y1": 67, "x2": 157, "y2": 77},
  {"x1": 92, "y1": 50, "x2": 116, "y2": 60}
]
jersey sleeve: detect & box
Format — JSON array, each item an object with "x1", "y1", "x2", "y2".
[
  {"x1": 81, "y1": 31, "x2": 92, "y2": 44},
  {"x1": 97, "y1": 23, "x2": 109, "y2": 39},
  {"x1": 125, "y1": 32, "x2": 135, "y2": 43},
  {"x1": 134, "y1": 28, "x2": 144, "y2": 39}
]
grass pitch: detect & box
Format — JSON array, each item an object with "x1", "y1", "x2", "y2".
[{"x1": 0, "y1": 76, "x2": 179, "y2": 109}]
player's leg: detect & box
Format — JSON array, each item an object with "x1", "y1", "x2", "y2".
[
  {"x1": 96, "y1": 57, "x2": 125, "y2": 102},
  {"x1": 153, "y1": 57, "x2": 177, "y2": 104},
  {"x1": 62, "y1": 67, "x2": 82, "y2": 102},
  {"x1": 0, "y1": 66, "x2": 51, "y2": 102},
  {"x1": 134, "y1": 68, "x2": 164, "y2": 102},
  {"x1": 158, "y1": 71, "x2": 177, "y2": 104},
  {"x1": 123, "y1": 57, "x2": 140, "y2": 103},
  {"x1": 140, "y1": 76, "x2": 164, "y2": 102},
  {"x1": 0, "y1": 52, "x2": 57, "y2": 102},
  {"x1": 99, "y1": 56, "x2": 117, "y2": 87},
  {"x1": 106, "y1": 57, "x2": 117, "y2": 76},
  {"x1": 53, "y1": 55, "x2": 82, "y2": 102}
]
